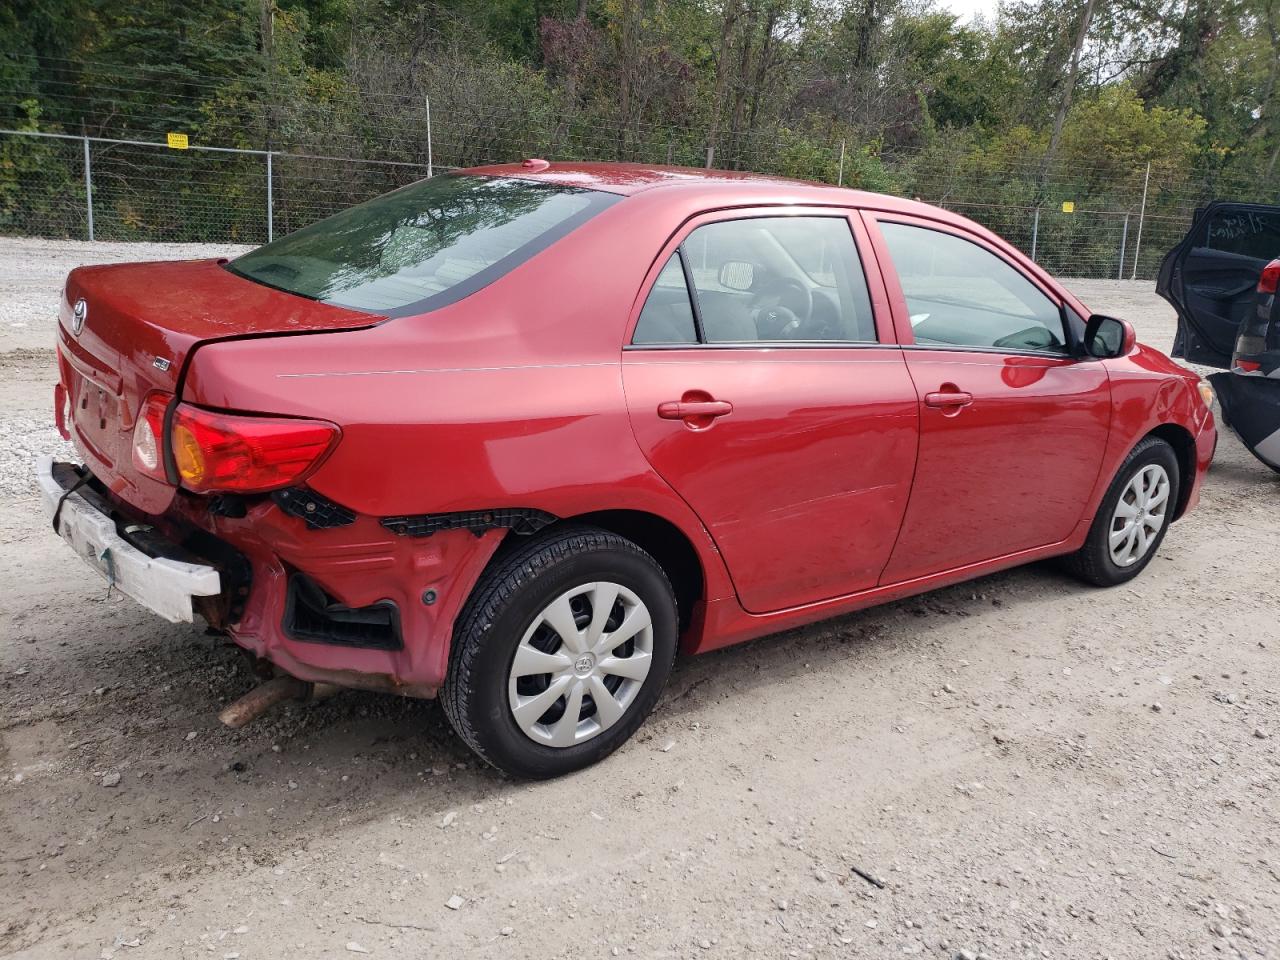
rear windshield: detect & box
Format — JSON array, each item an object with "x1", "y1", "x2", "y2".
[{"x1": 227, "y1": 174, "x2": 620, "y2": 316}]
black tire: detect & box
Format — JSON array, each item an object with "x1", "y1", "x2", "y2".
[
  {"x1": 441, "y1": 525, "x2": 678, "y2": 779},
  {"x1": 1061, "y1": 435, "x2": 1181, "y2": 587}
]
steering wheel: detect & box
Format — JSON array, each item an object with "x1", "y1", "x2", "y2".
[{"x1": 750, "y1": 276, "x2": 814, "y2": 339}]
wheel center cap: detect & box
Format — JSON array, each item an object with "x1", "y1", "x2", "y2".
[{"x1": 573, "y1": 653, "x2": 596, "y2": 677}]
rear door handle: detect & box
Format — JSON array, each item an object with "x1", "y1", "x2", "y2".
[
  {"x1": 657, "y1": 399, "x2": 733, "y2": 420},
  {"x1": 923, "y1": 390, "x2": 974, "y2": 408}
]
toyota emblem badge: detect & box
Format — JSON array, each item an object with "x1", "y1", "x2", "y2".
[{"x1": 71, "y1": 298, "x2": 88, "y2": 336}]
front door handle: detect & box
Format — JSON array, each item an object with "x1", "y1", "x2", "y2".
[
  {"x1": 657, "y1": 399, "x2": 734, "y2": 420},
  {"x1": 923, "y1": 390, "x2": 973, "y2": 409}
]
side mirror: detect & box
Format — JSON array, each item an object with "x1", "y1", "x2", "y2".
[
  {"x1": 718, "y1": 260, "x2": 755, "y2": 291},
  {"x1": 1083, "y1": 314, "x2": 1136, "y2": 359}
]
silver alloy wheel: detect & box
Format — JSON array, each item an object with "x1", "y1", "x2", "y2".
[
  {"x1": 1109, "y1": 463, "x2": 1171, "y2": 567},
  {"x1": 507, "y1": 582, "x2": 654, "y2": 748}
]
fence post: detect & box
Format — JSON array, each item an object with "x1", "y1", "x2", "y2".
[
  {"x1": 425, "y1": 95, "x2": 433, "y2": 177},
  {"x1": 82, "y1": 135, "x2": 94, "y2": 241},
  {"x1": 837, "y1": 139, "x2": 846, "y2": 186},
  {"x1": 1118, "y1": 213, "x2": 1129, "y2": 279},
  {"x1": 1031, "y1": 207, "x2": 1040, "y2": 261},
  {"x1": 266, "y1": 150, "x2": 274, "y2": 243},
  {"x1": 1131, "y1": 160, "x2": 1150, "y2": 280}
]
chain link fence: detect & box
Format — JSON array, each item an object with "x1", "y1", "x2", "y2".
[
  {"x1": 0, "y1": 129, "x2": 435, "y2": 245},
  {"x1": 0, "y1": 125, "x2": 1262, "y2": 280}
]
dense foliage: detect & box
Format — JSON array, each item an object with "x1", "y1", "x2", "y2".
[{"x1": 2, "y1": 0, "x2": 1278, "y2": 275}]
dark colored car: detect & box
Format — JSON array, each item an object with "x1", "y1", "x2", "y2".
[
  {"x1": 1158, "y1": 200, "x2": 1280, "y2": 472},
  {"x1": 40, "y1": 162, "x2": 1216, "y2": 778}
]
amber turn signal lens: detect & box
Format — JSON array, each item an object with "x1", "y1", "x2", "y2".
[
  {"x1": 1197, "y1": 380, "x2": 1215, "y2": 409},
  {"x1": 172, "y1": 421, "x2": 207, "y2": 486}
]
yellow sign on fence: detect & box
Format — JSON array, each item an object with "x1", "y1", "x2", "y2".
[
  {"x1": 166, "y1": 132, "x2": 189, "y2": 150},
  {"x1": 1061, "y1": 200, "x2": 1075, "y2": 213}
]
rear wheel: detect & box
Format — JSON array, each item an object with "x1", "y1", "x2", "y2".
[
  {"x1": 1062, "y1": 436, "x2": 1180, "y2": 587},
  {"x1": 441, "y1": 526, "x2": 678, "y2": 779}
]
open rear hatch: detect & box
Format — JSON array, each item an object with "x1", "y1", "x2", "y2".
[{"x1": 58, "y1": 259, "x2": 381, "y2": 514}]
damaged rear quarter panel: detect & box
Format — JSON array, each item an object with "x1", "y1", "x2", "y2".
[
  {"x1": 177, "y1": 217, "x2": 736, "y2": 687},
  {"x1": 169, "y1": 492, "x2": 503, "y2": 694}
]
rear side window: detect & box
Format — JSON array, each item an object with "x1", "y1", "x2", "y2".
[
  {"x1": 879, "y1": 222, "x2": 1068, "y2": 355},
  {"x1": 633, "y1": 254, "x2": 697, "y2": 344},
  {"x1": 631, "y1": 215, "x2": 877, "y2": 345},
  {"x1": 228, "y1": 175, "x2": 620, "y2": 317},
  {"x1": 1202, "y1": 208, "x2": 1280, "y2": 260}
]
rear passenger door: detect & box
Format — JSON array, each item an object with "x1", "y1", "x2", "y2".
[
  {"x1": 1157, "y1": 202, "x2": 1280, "y2": 367},
  {"x1": 864, "y1": 213, "x2": 1111, "y2": 584},
  {"x1": 622, "y1": 210, "x2": 920, "y2": 614}
]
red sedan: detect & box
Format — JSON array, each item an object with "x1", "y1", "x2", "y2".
[{"x1": 39, "y1": 162, "x2": 1217, "y2": 778}]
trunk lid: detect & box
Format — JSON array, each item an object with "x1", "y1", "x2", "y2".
[{"x1": 59, "y1": 259, "x2": 381, "y2": 515}]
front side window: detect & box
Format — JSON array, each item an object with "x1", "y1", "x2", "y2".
[
  {"x1": 879, "y1": 222, "x2": 1069, "y2": 354},
  {"x1": 631, "y1": 215, "x2": 877, "y2": 345},
  {"x1": 229, "y1": 174, "x2": 620, "y2": 316}
]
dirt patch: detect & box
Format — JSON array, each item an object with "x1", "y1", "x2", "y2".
[{"x1": 1, "y1": 244, "x2": 1277, "y2": 959}]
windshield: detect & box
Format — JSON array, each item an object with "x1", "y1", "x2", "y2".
[{"x1": 227, "y1": 174, "x2": 620, "y2": 316}]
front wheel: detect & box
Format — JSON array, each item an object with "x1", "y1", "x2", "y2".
[
  {"x1": 1062, "y1": 435, "x2": 1180, "y2": 587},
  {"x1": 441, "y1": 526, "x2": 678, "y2": 779}
]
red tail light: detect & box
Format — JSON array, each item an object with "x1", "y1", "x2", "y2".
[
  {"x1": 1259, "y1": 259, "x2": 1280, "y2": 295},
  {"x1": 170, "y1": 404, "x2": 340, "y2": 494}
]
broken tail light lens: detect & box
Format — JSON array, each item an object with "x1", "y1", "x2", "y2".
[
  {"x1": 171, "y1": 404, "x2": 340, "y2": 494},
  {"x1": 132, "y1": 392, "x2": 171, "y2": 479}
]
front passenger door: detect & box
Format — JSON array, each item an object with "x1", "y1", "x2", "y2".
[{"x1": 867, "y1": 214, "x2": 1112, "y2": 584}]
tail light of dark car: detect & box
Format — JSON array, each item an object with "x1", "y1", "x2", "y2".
[
  {"x1": 1258, "y1": 259, "x2": 1280, "y2": 296},
  {"x1": 1233, "y1": 258, "x2": 1280, "y2": 373},
  {"x1": 131, "y1": 392, "x2": 340, "y2": 494}
]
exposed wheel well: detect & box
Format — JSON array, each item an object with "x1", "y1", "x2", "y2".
[
  {"x1": 492, "y1": 510, "x2": 705, "y2": 631},
  {"x1": 1146, "y1": 423, "x2": 1196, "y2": 520},
  {"x1": 569, "y1": 510, "x2": 704, "y2": 630}
]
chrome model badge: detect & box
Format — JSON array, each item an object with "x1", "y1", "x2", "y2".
[
  {"x1": 152, "y1": 357, "x2": 171, "y2": 372},
  {"x1": 71, "y1": 298, "x2": 88, "y2": 335}
]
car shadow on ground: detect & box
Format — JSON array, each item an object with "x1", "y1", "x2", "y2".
[
  {"x1": 0, "y1": 552, "x2": 1099, "y2": 950},
  {"x1": 1205, "y1": 457, "x2": 1280, "y2": 486}
]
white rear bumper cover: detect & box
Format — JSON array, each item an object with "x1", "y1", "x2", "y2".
[{"x1": 34, "y1": 455, "x2": 222, "y2": 623}]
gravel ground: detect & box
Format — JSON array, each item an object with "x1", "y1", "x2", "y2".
[
  {"x1": 0, "y1": 237, "x2": 251, "y2": 354},
  {"x1": 1, "y1": 241, "x2": 1278, "y2": 960},
  {"x1": 0, "y1": 239, "x2": 249, "y2": 496}
]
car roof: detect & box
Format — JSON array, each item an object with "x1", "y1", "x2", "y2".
[{"x1": 459, "y1": 160, "x2": 937, "y2": 217}]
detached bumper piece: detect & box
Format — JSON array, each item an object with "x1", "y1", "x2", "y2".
[
  {"x1": 284, "y1": 573, "x2": 403, "y2": 650},
  {"x1": 381, "y1": 507, "x2": 556, "y2": 538},
  {"x1": 35, "y1": 457, "x2": 221, "y2": 623}
]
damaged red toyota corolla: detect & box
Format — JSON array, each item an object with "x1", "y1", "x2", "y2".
[{"x1": 38, "y1": 162, "x2": 1217, "y2": 778}]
